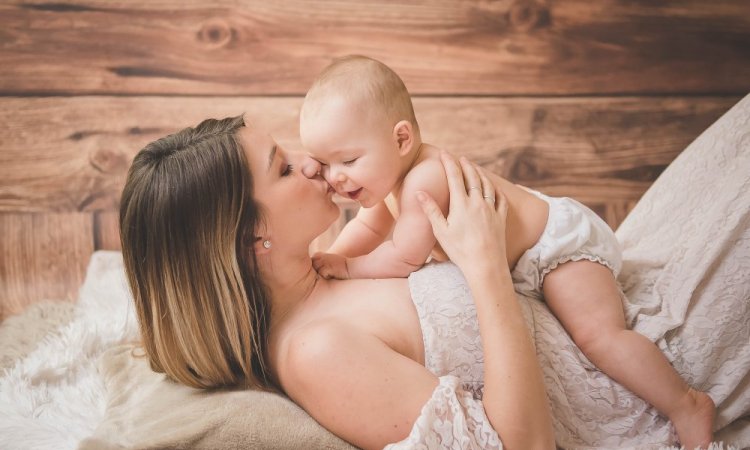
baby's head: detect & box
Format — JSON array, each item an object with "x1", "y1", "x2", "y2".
[{"x1": 300, "y1": 55, "x2": 420, "y2": 206}]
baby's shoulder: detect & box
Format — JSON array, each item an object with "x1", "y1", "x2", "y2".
[
  {"x1": 399, "y1": 150, "x2": 449, "y2": 205},
  {"x1": 403, "y1": 150, "x2": 446, "y2": 189}
]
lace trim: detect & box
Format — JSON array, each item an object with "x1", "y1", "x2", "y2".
[
  {"x1": 385, "y1": 376, "x2": 502, "y2": 450},
  {"x1": 461, "y1": 382, "x2": 484, "y2": 400},
  {"x1": 539, "y1": 253, "x2": 617, "y2": 287}
]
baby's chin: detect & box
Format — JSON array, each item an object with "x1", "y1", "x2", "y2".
[{"x1": 359, "y1": 193, "x2": 391, "y2": 209}]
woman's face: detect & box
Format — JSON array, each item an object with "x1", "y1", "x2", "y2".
[{"x1": 239, "y1": 126, "x2": 339, "y2": 252}]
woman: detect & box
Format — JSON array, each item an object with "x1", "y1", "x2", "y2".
[
  {"x1": 119, "y1": 114, "x2": 552, "y2": 449},
  {"x1": 120, "y1": 113, "x2": 750, "y2": 449}
]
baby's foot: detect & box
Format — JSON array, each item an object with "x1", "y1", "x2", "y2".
[{"x1": 670, "y1": 388, "x2": 716, "y2": 450}]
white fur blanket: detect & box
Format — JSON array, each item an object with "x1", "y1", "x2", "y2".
[
  {"x1": 0, "y1": 251, "x2": 136, "y2": 450},
  {"x1": 1, "y1": 94, "x2": 749, "y2": 450},
  {"x1": 0, "y1": 253, "x2": 354, "y2": 450}
]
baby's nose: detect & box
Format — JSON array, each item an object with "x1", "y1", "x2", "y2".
[{"x1": 329, "y1": 166, "x2": 347, "y2": 184}]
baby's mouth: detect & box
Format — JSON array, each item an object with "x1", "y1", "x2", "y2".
[{"x1": 347, "y1": 188, "x2": 363, "y2": 200}]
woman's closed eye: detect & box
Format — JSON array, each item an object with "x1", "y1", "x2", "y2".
[{"x1": 343, "y1": 158, "x2": 358, "y2": 166}]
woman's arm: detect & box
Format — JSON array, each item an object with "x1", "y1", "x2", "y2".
[{"x1": 417, "y1": 152, "x2": 555, "y2": 449}]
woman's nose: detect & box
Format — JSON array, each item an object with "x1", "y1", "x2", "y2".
[{"x1": 298, "y1": 155, "x2": 322, "y2": 179}]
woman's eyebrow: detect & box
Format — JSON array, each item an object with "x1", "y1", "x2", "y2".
[{"x1": 267, "y1": 145, "x2": 278, "y2": 172}]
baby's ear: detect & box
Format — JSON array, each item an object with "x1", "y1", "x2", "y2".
[{"x1": 393, "y1": 120, "x2": 414, "y2": 156}]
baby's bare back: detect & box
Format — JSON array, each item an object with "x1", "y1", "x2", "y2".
[{"x1": 486, "y1": 172, "x2": 549, "y2": 269}]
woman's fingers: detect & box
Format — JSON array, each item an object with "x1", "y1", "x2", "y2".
[
  {"x1": 459, "y1": 157, "x2": 482, "y2": 198},
  {"x1": 477, "y1": 164, "x2": 495, "y2": 206},
  {"x1": 439, "y1": 151, "x2": 468, "y2": 207},
  {"x1": 416, "y1": 191, "x2": 447, "y2": 237}
]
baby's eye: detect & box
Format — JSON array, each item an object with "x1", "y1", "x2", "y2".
[
  {"x1": 343, "y1": 158, "x2": 358, "y2": 166},
  {"x1": 281, "y1": 164, "x2": 293, "y2": 177}
]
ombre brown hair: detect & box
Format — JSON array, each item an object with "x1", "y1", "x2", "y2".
[{"x1": 119, "y1": 115, "x2": 273, "y2": 390}]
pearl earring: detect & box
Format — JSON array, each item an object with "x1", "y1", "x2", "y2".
[{"x1": 263, "y1": 240, "x2": 272, "y2": 249}]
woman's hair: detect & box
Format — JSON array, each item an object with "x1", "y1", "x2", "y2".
[{"x1": 119, "y1": 115, "x2": 273, "y2": 390}]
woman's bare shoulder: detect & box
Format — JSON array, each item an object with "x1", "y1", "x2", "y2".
[
  {"x1": 272, "y1": 278, "x2": 423, "y2": 373},
  {"x1": 273, "y1": 316, "x2": 438, "y2": 449}
]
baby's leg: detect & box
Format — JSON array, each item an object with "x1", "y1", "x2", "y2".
[{"x1": 543, "y1": 260, "x2": 715, "y2": 450}]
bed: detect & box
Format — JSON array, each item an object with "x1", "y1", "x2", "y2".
[{"x1": 0, "y1": 95, "x2": 748, "y2": 449}]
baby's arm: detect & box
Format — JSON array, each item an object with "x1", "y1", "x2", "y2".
[
  {"x1": 327, "y1": 200, "x2": 394, "y2": 257},
  {"x1": 312, "y1": 201, "x2": 393, "y2": 278},
  {"x1": 346, "y1": 160, "x2": 449, "y2": 279}
]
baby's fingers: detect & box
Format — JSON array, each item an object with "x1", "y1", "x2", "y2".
[
  {"x1": 312, "y1": 254, "x2": 327, "y2": 271},
  {"x1": 317, "y1": 264, "x2": 334, "y2": 279}
]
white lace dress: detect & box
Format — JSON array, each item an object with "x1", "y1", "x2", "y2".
[{"x1": 386, "y1": 95, "x2": 750, "y2": 450}]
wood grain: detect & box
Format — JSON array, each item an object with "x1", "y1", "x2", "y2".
[
  {"x1": 1, "y1": 0, "x2": 745, "y2": 321},
  {"x1": 93, "y1": 210, "x2": 120, "y2": 251},
  {"x1": 1, "y1": 0, "x2": 749, "y2": 96},
  {"x1": 0, "y1": 95, "x2": 736, "y2": 224},
  {"x1": 0, "y1": 212, "x2": 93, "y2": 320}
]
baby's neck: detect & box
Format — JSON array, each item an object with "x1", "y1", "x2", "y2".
[
  {"x1": 391, "y1": 140, "x2": 429, "y2": 192},
  {"x1": 397, "y1": 139, "x2": 425, "y2": 176}
]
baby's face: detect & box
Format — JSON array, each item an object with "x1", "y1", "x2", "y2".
[{"x1": 300, "y1": 95, "x2": 402, "y2": 207}]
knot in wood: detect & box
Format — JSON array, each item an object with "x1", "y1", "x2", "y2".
[
  {"x1": 508, "y1": 1, "x2": 550, "y2": 31},
  {"x1": 89, "y1": 148, "x2": 128, "y2": 174},
  {"x1": 197, "y1": 19, "x2": 233, "y2": 48}
]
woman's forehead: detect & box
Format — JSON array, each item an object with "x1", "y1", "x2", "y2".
[{"x1": 238, "y1": 126, "x2": 277, "y2": 167}]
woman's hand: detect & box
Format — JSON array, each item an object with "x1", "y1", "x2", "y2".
[
  {"x1": 419, "y1": 151, "x2": 556, "y2": 449},
  {"x1": 416, "y1": 151, "x2": 509, "y2": 277}
]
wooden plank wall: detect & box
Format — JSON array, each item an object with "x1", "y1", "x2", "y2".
[{"x1": 1, "y1": 0, "x2": 749, "y2": 320}]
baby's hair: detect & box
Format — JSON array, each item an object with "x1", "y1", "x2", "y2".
[{"x1": 302, "y1": 55, "x2": 420, "y2": 135}]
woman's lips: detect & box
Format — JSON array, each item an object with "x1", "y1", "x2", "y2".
[{"x1": 348, "y1": 188, "x2": 363, "y2": 200}]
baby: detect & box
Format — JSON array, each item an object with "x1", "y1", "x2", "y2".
[{"x1": 300, "y1": 55, "x2": 715, "y2": 450}]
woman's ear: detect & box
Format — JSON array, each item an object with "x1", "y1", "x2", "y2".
[
  {"x1": 392, "y1": 120, "x2": 414, "y2": 157},
  {"x1": 252, "y1": 236, "x2": 272, "y2": 255}
]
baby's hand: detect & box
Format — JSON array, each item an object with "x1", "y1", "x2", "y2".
[{"x1": 312, "y1": 252, "x2": 351, "y2": 279}]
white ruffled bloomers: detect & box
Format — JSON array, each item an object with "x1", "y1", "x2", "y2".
[{"x1": 511, "y1": 189, "x2": 622, "y2": 299}]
